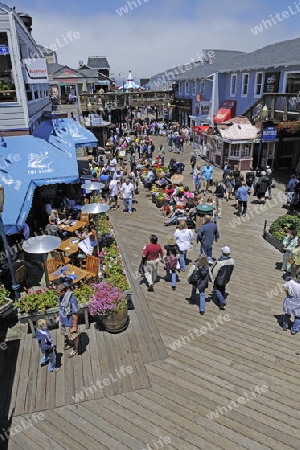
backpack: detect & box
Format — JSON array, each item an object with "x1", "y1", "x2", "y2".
[
  {"x1": 165, "y1": 254, "x2": 177, "y2": 271},
  {"x1": 174, "y1": 162, "x2": 185, "y2": 174},
  {"x1": 188, "y1": 267, "x2": 200, "y2": 285}
]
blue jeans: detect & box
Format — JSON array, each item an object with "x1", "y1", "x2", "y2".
[
  {"x1": 282, "y1": 314, "x2": 300, "y2": 332},
  {"x1": 123, "y1": 197, "x2": 132, "y2": 213},
  {"x1": 166, "y1": 269, "x2": 176, "y2": 287},
  {"x1": 214, "y1": 284, "x2": 226, "y2": 305},
  {"x1": 40, "y1": 350, "x2": 56, "y2": 371},
  {"x1": 191, "y1": 286, "x2": 206, "y2": 312},
  {"x1": 201, "y1": 244, "x2": 213, "y2": 262},
  {"x1": 179, "y1": 251, "x2": 187, "y2": 271}
]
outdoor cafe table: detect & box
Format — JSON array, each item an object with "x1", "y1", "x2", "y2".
[
  {"x1": 58, "y1": 220, "x2": 86, "y2": 234},
  {"x1": 57, "y1": 237, "x2": 80, "y2": 255},
  {"x1": 48, "y1": 264, "x2": 89, "y2": 284}
]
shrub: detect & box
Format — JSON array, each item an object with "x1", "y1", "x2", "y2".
[{"x1": 269, "y1": 214, "x2": 300, "y2": 242}]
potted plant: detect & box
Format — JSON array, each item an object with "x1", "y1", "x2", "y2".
[
  {"x1": 0, "y1": 285, "x2": 14, "y2": 321},
  {"x1": 88, "y1": 281, "x2": 128, "y2": 333}
]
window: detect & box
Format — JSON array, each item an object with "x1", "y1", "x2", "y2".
[
  {"x1": 0, "y1": 32, "x2": 17, "y2": 103},
  {"x1": 179, "y1": 81, "x2": 182, "y2": 95},
  {"x1": 242, "y1": 73, "x2": 249, "y2": 96},
  {"x1": 185, "y1": 81, "x2": 189, "y2": 95},
  {"x1": 200, "y1": 81, "x2": 205, "y2": 93},
  {"x1": 230, "y1": 143, "x2": 240, "y2": 157},
  {"x1": 192, "y1": 80, "x2": 196, "y2": 95},
  {"x1": 241, "y1": 144, "x2": 251, "y2": 158},
  {"x1": 255, "y1": 72, "x2": 263, "y2": 96},
  {"x1": 230, "y1": 74, "x2": 237, "y2": 96}
]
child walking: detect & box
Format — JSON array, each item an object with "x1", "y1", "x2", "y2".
[{"x1": 36, "y1": 319, "x2": 57, "y2": 372}]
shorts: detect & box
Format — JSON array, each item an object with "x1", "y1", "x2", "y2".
[
  {"x1": 59, "y1": 323, "x2": 72, "y2": 336},
  {"x1": 110, "y1": 195, "x2": 118, "y2": 202}
]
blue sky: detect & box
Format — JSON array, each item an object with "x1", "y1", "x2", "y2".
[{"x1": 7, "y1": 0, "x2": 300, "y2": 82}]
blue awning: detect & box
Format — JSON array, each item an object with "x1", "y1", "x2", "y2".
[
  {"x1": 33, "y1": 117, "x2": 98, "y2": 149},
  {"x1": 0, "y1": 135, "x2": 79, "y2": 234}
]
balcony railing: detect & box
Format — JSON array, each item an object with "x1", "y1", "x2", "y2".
[{"x1": 244, "y1": 93, "x2": 300, "y2": 122}]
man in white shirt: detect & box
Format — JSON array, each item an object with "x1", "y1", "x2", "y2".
[
  {"x1": 108, "y1": 155, "x2": 117, "y2": 176},
  {"x1": 120, "y1": 177, "x2": 135, "y2": 214},
  {"x1": 109, "y1": 179, "x2": 119, "y2": 210}
]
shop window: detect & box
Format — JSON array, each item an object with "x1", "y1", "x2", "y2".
[
  {"x1": 200, "y1": 81, "x2": 205, "y2": 94},
  {"x1": 230, "y1": 74, "x2": 237, "y2": 96},
  {"x1": 192, "y1": 80, "x2": 196, "y2": 95},
  {"x1": 185, "y1": 81, "x2": 189, "y2": 95},
  {"x1": 286, "y1": 73, "x2": 300, "y2": 94},
  {"x1": 241, "y1": 144, "x2": 251, "y2": 157},
  {"x1": 255, "y1": 72, "x2": 263, "y2": 96},
  {"x1": 230, "y1": 143, "x2": 240, "y2": 157},
  {"x1": 0, "y1": 32, "x2": 17, "y2": 102},
  {"x1": 242, "y1": 73, "x2": 249, "y2": 96}
]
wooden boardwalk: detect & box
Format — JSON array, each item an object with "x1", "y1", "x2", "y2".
[{"x1": 2, "y1": 137, "x2": 300, "y2": 450}]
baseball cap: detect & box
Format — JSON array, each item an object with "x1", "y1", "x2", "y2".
[{"x1": 222, "y1": 246, "x2": 230, "y2": 254}]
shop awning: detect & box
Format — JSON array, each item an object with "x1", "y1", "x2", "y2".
[
  {"x1": 33, "y1": 118, "x2": 98, "y2": 149},
  {"x1": 191, "y1": 125, "x2": 210, "y2": 135},
  {"x1": 213, "y1": 100, "x2": 237, "y2": 124},
  {"x1": 0, "y1": 135, "x2": 79, "y2": 234}
]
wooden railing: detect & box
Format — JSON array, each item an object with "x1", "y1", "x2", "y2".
[
  {"x1": 79, "y1": 90, "x2": 175, "y2": 111},
  {"x1": 243, "y1": 93, "x2": 300, "y2": 122}
]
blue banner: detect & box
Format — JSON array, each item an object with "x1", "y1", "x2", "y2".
[
  {"x1": 0, "y1": 45, "x2": 9, "y2": 55},
  {"x1": 263, "y1": 126, "x2": 277, "y2": 141}
]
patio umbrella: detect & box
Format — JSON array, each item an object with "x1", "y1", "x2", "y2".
[
  {"x1": 22, "y1": 235, "x2": 61, "y2": 287},
  {"x1": 81, "y1": 203, "x2": 110, "y2": 265}
]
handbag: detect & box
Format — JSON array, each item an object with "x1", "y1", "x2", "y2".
[
  {"x1": 287, "y1": 256, "x2": 295, "y2": 266},
  {"x1": 68, "y1": 327, "x2": 81, "y2": 341},
  {"x1": 176, "y1": 260, "x2": 180, "y2": 271}
]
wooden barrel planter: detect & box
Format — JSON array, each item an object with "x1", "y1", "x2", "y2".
[
  {"x1": 151, "y1": 194, "x2": 157, "y2": 204},
  {"x1": 156, "y1": 198, "x2": 164, "y2": 208},
  {"x1": 101, "y1": 306, "x2": 128, "y2": 333}
]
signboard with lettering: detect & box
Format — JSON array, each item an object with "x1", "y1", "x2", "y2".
[
  {"x1": 262, "y1": 126, "x2": 277, "y2": 141},
  {"x1": 0, "y1": 45, "x2": 9, "y2": 55},
  {"x1": 263, "y1": 72, "x2": 280, "y2": 93},
  {"x1": 22, "y1": 58, "x2": 49, "y2": 84}
]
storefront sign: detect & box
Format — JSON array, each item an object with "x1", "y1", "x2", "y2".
[
  {"x1": 263, "y1": 72, "x2": 280, "y2": 93},
  {"x1": 91, "y1": 116, "x2": 103, "y2": 126},
  {"x1": 262, "y1": 126, "x2": 277, "y2": 140},
  {"x1": 0, "y1": 45, "x2": 9, "y2": 55},
  {"x1": 22, "y1": 58, "x2": 49, "y2": 84},
  {"x1": 198, "y1": 102, "x2": 210, "y2": 116}
]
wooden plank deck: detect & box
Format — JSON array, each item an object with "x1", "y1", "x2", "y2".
[{"x1": 2, "y1": 136, "x2": 300, "y2": 449}]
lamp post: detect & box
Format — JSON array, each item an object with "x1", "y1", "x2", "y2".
[
  {"x1": 0, "y1": 185, "x2": 20, "y2": 299},
  {"x1": 256, "y1": 105, "x2": 269, "y2": 172}
]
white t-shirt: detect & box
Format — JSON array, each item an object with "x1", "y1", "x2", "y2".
[
  {"x1": 285, "y1": 280, "x2": 300, "y2": 298},
  {"x1": 109, "y1": 179, "x2": 119, "y2": 196},
  {"x1": 174, "y1": 229, "x2": 193, "y2": 251},
  {"x1": 120, "y1": 182, "x2": 135, "y2": 199}
]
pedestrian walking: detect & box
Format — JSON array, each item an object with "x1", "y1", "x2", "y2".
[
  {"x1": 282, "y1": 269, "x2": 300, "y2": 334},
  {"x1": 196, "y1": 215, "x2": 220, "y2": 264},
  {"x1": 214, "y1": 180, "x2": 225, "y2": 218},
  {"x1": 190, "y1": 151, "x2": 197, "y2": 174},
  {"x1": 211, "y1": 246, "x2": 235, "y2": 310},
  {"x1": 120, "y1": 177, "x2": 135, "y2": 214},
  {"x1": 236, "y1": 181, "x2": 249, "y2": 216},
  {"x1": 174, "y1": 220, "x2": 193, "y2": 272},
  {"x1": 246, "y1": 167, "x2": 255, "y2": 190},
  {"x1": 266, "y1": 166, "x2": 273, "y2": 199},
  {"x1": 187, "y1": 256, "x2": 210, "y2": 315},
  {"x1": 164, "y1": 234, "x2": 179, "y2": 291},
  {"x1": 142, "y1": 235, "x2": 164, "y2": 291},
  {"x1": 255, "y1": 171, "x2": 270, "y2": 203},
  {"x1": 55, "y1": 283, "x2": 80, "y2": 358},
  {"x1": 202, "y1": 163, "x2": 214, "y2": 194}
]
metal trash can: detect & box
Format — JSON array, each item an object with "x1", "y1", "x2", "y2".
[{"x1": 195, "y1": 204, "x2": 214, "y2": 231}]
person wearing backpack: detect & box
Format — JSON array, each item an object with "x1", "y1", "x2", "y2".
[
  {"x1": 256, "y1": 171, "x2": 270, "y2": 204},
  {"x1": 187, "y1": 256, "x2": 210, "y2": 315},
  {"x1": 211, "y1": 246, "x2": 235, "y2": 310},
  {"x1": 164, "y1": 235, "x2": 179, "y2": 291}
]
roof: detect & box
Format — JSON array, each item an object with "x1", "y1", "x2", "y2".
[
  {"x1": 217, "y1": 117, "x2": 259, "y2": 141},
  {"x1": 37, "y1": 44, "x2": 56, "y2": 56},
  {"x1": 77, "y1": 68, "x2": 99, "y2": 78},
  {"x1": 86, "y1": 57, "x2": 110, "y2": 69},
  {"x1": 47, "y1": 62, "x2": 65, "y2": 74}
]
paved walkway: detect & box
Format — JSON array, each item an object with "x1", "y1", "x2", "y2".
[{"x1": 2, "y1": 136, "x2": 300, "y2": 450}]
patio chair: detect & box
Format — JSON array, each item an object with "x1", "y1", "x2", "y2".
[
  {"x1": 46, "y1": 258, "x2": 58, "y2": 282},
  {"x1": 85, "y1": 255, "x2": 99, "y2": 281},
  {"x1": 15, "y1": 264, "x2": 27, "y2": 289},
  {"x1": 80, "y1": 212, "x2": 90, "y2": 225},
  {"x1": 51, "y1": 250, "x2": 70, "y2": 267}
]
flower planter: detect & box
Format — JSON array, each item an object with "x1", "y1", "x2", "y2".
[
  {"x1": 156, "y1": 199, "x2": 164, "y2": 208},
  {"x1": 151, "y1": 194, "x2": 157, "y2": 204},
  {"x1": 263, "y1": 231, "x2": 283, "y2": 252},
  {"x1": 17, "y1": 303, "x2": 91, "y2": 336},
  {"x1": 101, "y1": 306, "x2": 128, "y2": 333},
  {"x1": 0, "y1": 299, "x2": 16, "y2": 325}
]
